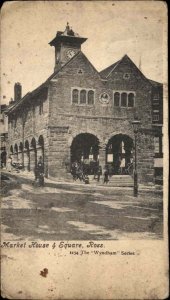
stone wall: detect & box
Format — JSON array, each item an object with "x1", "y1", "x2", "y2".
[
  {"x1": 7, "y1": 88, "x2": 49, "y2": 175},
  {"x1": 47, "y1": 52, "x2": 155, "y2": 183}
]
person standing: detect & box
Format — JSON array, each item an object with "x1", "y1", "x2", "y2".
[
  {"x1": 103, "y1": 165, "x2": 109, "y2": 184},
  {"x1": 97, "y1": 165, "x2": 102, "y2": 182},
  {"x1": 37, "y1": 156, "x2": 44, "y2": 186},
  {"x1": 6, "y1": 156, "x2": 12, "y2": 172}
]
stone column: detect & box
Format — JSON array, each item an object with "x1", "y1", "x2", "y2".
[
  {"x1": 29, "y1": 148, "x2": 37, "y2": 172},
  {"x1": 18, "y1": 151, "x2": 23, "y2": 165},
  {"x1": 13, "y1": 152, "x2": 18, "y2": 163},
  {"x1": 24, "y1": 149, "x2": 30, "y2": 171},
  {"x1": 99, "y1": 142, "x2": 106, "y2": 174},
  {"x1": 37, "y1": 147, "x2": 44, "y2": 162},
  {"x1": 137, "y1": 129, "x2": 155, "y2": 184}
]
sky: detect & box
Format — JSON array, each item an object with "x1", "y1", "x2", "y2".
[{"x1": 1, "y1": 1, "x2": 167, "y2": 105}]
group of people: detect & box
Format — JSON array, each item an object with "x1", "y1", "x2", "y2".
[
  {"x1": 5, "y1": 155, "x2": 112, "y2": 186},
  {"x1": 71, "y1": 161, "x2": 110, "y2": 184},
  {"x1": 5, "y1": 155, "x2": 45, "y2": 187}
]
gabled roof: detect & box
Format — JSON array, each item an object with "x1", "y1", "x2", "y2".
[
  {"x1": 100, "y1": 54, "x2": 163, "y2": 87},
  {"x1": 100, "y1": 59, "x2": 121, "y2": 78},
  {"x1": 100, "y1": 54, "x2": 147, "y2": 80},
  {"x1": 148, "y1": 79, "x2": 163, "y2": 87},
  {"x1": 7, "y1": 51, "x2": 100, "y2": 114}
]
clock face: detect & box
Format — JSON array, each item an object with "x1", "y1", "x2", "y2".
[{"x1": 66, "y1": 49, "x2": 76, "y2": 59}]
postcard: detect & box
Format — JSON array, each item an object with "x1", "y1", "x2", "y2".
[{"x1": 0, "y1": 1, "x2": 168, "y2": 299}]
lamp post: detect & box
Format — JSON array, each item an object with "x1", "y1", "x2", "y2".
[{"x1": 132, "y1": 116, "x2": 141, "y2": 197}]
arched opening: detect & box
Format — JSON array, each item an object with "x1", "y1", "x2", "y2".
[
  {"x1": 70, "y1": 133, "x2": 99, "y2": 174},
  {"x1": 30, "y1": 137, "x2": 37, "y2": 172},
  {"x1": 24, "y1": 140, "x2": 30, "y2": 171},
  {"x1": 37, "y1": 135, "x2": 44, "y2": 164},
  {"x1": 1, "y1": 150, "x2": 7, "y2": 168},
  {"x1": 19, "y1": 142, "x2": 24, "y2": 165},
  {"x1": 10, "y1": 145, "x2": 13, "y2": 155},
  {"x1": 106, "y1": 134, "x2": 133, "y2": 175},
  {"x1": 14, "y1": 144, "x2": 18, "y2": 162}
]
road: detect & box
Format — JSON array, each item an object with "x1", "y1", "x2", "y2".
[{"x1": 1, "y1": 173, "x2": 163, "y2": 240}]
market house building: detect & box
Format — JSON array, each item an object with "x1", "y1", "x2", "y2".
[{"x1": 6, "y1": 24, "x2": 163, "y2": 184}]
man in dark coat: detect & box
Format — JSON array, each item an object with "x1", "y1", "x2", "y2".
[{"x1": 37, "y1": 156, "x2": 44, "y2": 186}]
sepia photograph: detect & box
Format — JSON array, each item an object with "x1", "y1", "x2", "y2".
[{"x1": 0, "y1": 1, "x2": 168, "y2": 299}]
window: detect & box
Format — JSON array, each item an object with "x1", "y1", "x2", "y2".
[
  {"x1": 114, "y1": 92, "x2": 120, "y2": 107},
  {"x1": 72, "y1": 88, "x2": 95, "y2": 105},
  {"x1": 113, "y1": 91, "x2": 135, "y2": 107},
  {"x1": 88, "y1": 90, "x2": 94, "y2": 105},
  {"x1": 72, "y1": 89, "x2": 79, "y2": 104},
  {"x1": 128, "y1": 93, "x2": 134, "y2": 107},
  {"x1": 154, "y1": 137, "x2": 160, "y2": 153},
  {"x1": 121, "y1": 93, "x2": 127, "y2": 107},
  {"x1": 153, "y1": 94, "x2": 159, "y2": 105},
  {"x1": 80, "y1": 90, "x2": 86, "y2": 104},
  {"x1": 153, "y1": 114, "x2": 159, "y2": 121}
]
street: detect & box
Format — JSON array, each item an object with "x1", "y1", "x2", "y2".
[{"x1": 1, "y1": 173, "x2": 163, "y2": 241}]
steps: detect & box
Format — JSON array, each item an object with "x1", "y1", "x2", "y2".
[
  {"x1": 106, "y1": 175, "x2": 134, "y2": 187},
  {"x1": 48, "y1": 173, "x2": 134, "y2": 187}
]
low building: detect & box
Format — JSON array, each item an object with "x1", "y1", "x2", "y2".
[{"x1": 6, "y1": 24, "x2": 163, "y2": 184}]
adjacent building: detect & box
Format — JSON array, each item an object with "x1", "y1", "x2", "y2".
[
  {"x1": 0, "y1": 104, "x2": 8, "y2": 167},
  {"x1": 6, "y1": 24, "x2": 163, "y2": 184}
]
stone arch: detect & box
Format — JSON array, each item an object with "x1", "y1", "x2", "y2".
[
  {"x1": 37, "y1": 135, "x2": 44, "y2": 164},
  {"x1": 106, "y1": 133, "x2": 134, "y2": 175},
  {"x1": 14, "y1": 143, "x2": 18, "y2": 153},
  {"x1": 10, "y1": 145, "x2": 13, "y2": 154},
  {"x1": 30, "y1": 137, "x2": 37, "y2": 172},
  {"x1": 25, "y1": 140, "x2": 29, "y2": 149},
  {"x1": 19, "y1": 142, "x2": 24, "y2": 152},
  {"x1": 13, "y1": 143, "x2": 18, "y2": 162},
  {"x1": 68, "y1": 130, "x2": 102, "y2": 147},
  {"x1": 70, "y1": 133, "x2": 100, "y2": 175},
  {"x1": 104, "y1": 130, "x2": 134, "y2": 146},
  {"x1": 31, "y1": 137, "x2": 37, "y2": 148},
  {"x1": 18, "y1": 142, "x2": 24, "y2": 165},
  {"x1": 24, "y1": 140, "x2": 30, "y2": 171}
]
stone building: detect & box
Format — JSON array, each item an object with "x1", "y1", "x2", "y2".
[
  {"x1": 0, "y1": 104, "x2": 8, "y2": 167},
  {"x1": 6, "y1": 24, "x2": 163, "y2": 184}
]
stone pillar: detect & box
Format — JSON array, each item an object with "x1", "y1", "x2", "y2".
[
  {"x1": 13, "y1": 152, "x2": 18, "y2": 163},
  {"x1": 37, "y1": 147, "x2": 44, "y2": 162},
  {"x1": 18, "y1": 151, "x2": 23, "y2": 165},
  {"x1": 24, "y1": 149, "x2": 30, "y2": 171},
  {"x1": 99, "y1": 142, "x2": 106, "y2": 174},
  {"x1": 138, "y1": 129, "x2": 155, "y2": 184},
  {"x1": 29, "y1": 148, "x2": 37, "y2": 172}
]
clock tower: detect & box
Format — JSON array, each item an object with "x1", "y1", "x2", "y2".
[{"x1": 49, "y1": 23, "x2": 87, "y2": 72}]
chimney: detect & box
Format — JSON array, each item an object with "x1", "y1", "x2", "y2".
[
  {"x1": 9, "y1": 98, "x2": 14, "y2": 105},
  {"x1": 14, "y1": 82, "x2": 22, "y2": 102}
]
